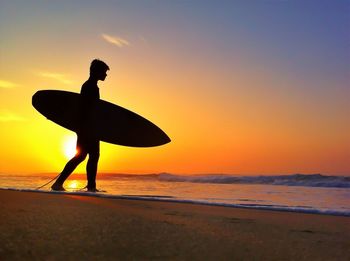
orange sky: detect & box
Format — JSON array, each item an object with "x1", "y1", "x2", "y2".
[{"x1": 0, "y1": 1, "x2": 349, "y2": 175}]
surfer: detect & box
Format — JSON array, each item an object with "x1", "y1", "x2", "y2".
[{"x1": 51, "y1": 59, "x2": 110, "y2": 192}]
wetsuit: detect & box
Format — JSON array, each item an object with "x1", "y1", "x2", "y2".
[{"x1": 55, "y1": 79, "x2": 100, "y2": 190}]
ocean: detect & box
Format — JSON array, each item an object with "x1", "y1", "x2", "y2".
[{"x1": 1, "y1": 173, "x2": 349, "y2": 216}]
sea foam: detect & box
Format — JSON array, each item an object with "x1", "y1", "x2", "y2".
[
  {"x1": 155, "y1": 173, "x2": 350, "y2": 188},
  {"x1": 2, "y1": 187, "x2": 350, "y2": 217}
]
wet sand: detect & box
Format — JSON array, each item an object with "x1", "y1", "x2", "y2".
[{"x1": 0, "y1": 189, "x2": 349, "y2": 260}]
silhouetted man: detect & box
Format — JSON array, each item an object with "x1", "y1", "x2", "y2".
[{"x1": 51, "y1": 59, "x2": 109, "y2": 192}]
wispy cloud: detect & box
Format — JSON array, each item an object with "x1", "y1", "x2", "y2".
[
  {"x1": 0, "y1": 80, "x2": 19, "y2": 88},
  {"x1": 37, "y1": 71, "x2": 73, "y2": 84},
  {"x1": 0, "y1": 111, "x2": 26, "y2": 122},
  {"x1": 102, "y1": 34, "x2": 130, "y2": 47}
]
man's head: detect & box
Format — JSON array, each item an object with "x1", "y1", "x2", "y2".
[{"x1": 90, "y1": 59, "x2": 110, "y2": 81}]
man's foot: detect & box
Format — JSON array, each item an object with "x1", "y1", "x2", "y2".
[
  {"x1": 51, "y1": 183, "x2": 66, "y2": 191},
  {"x1": 87, "y1": 187, "x2": 102, "y2": 193}
]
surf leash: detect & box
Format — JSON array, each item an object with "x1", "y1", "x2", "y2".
[
  {"x1": 75, "y1": 185, "x2": 88, "y2": 192},
  {"x1": 36, "y1": 175, "x2": 88, "y2": 191},
  {"x1": 35, "y1": 174, "x2": 60, "y2": 190}
]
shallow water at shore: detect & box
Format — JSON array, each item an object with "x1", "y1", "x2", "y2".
[{"x1": 1, "y1": 173, "x2": 349, "y2": 216}]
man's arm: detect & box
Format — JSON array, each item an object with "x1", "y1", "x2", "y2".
[{"x1": 77, "y1": 83, "x2": 99, "y2": 136}]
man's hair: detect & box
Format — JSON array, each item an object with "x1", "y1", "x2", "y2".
[{"x1": 90, "y1": 59, "x2": 110, "y2": 75}]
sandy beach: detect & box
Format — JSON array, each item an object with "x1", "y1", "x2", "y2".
[{"x1": 0, "y1": 189, "x2": 349, "y2": 260}]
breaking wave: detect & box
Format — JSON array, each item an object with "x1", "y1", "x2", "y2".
[{"x1": 155, "y1": 173, "x2": 350, "y2": 188}]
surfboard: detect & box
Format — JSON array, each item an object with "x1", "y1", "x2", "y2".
[{"x1": 32, "y1": 90, "x2": 171, "y2": 147}]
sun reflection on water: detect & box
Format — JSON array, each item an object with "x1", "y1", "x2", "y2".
[{"x1": 65, "y1": 180, "x2": 84, "y2": 190}]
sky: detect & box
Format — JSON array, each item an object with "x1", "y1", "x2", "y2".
[{"x1": 0, "y1": 0, "x2": 349, "y2": 175}]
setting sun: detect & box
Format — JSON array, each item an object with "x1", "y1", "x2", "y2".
[{"x1": 62, "y1": 135, "x2": 77, "y2": 159}]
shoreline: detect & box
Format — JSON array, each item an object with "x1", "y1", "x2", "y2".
[
  {"x1": 1, "y1": 187, "x2": 349, "y2": 217},
  {"x1": 1, "y1": 189, "x2": 349, "y2": 260}
]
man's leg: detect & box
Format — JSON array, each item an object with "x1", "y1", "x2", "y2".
[
  {"x1": 86, "y1": 140, "x2": 100, "y2": 191},
  {"x1": 52, "y1": 151, "x2": 87, "y2": 190}
]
